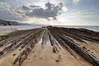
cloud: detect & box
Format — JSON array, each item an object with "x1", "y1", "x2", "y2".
[
  {"x1": 0, "y1": 1, "x2": 67, "y2": 24},
  {"x1": 73, "y1": 0, "x2": 80, "y2": 4},
  {"x1": 82, "y1": 12, "x2": 99, "y2": 16},
  {"x1": 0, "y1": 2, "x2": 10, "y2": 10},
  {"x1": 0, "y1": 2, "x2": 24, "y2": 21},
  {"x1": 25, "y1": 2, "x2": 67, "y2": 20}
]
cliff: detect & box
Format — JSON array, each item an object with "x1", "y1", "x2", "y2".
[{"x1": 0, "y1": 20, "x2": 19, "y2": 26}]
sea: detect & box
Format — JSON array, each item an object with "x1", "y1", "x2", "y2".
[{"x1": 0, "y1": 25, "x2": 99, "y2": 32}]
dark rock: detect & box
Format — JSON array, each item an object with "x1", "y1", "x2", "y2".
[{"x1": 13, "y1": 54, "x2": 16, "y2": 56}]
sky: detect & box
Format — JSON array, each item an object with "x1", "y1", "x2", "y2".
[{"x1": 0, "y1": 0, "x2": 99, "y2": 25}]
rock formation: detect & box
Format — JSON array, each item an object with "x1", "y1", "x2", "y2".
[{"x1": 0, "y1": 26, "x2": 99, "y2": 66}]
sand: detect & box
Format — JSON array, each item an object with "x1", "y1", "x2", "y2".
[{"x1": 0, "y1": 31, "x2": 12, "y2": 35}]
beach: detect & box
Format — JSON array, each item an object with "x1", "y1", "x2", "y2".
[{"x1": 0, "y1": 26, "x2": 99, "y2": 66}]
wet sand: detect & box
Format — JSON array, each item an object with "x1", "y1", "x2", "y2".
[{"x1": 0, "y1": 31, "x2": 12, "y2": 35}]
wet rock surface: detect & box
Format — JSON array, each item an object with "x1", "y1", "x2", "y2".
[{"x1": 0, "y1": 35, "x2": 9, "y2": 41}]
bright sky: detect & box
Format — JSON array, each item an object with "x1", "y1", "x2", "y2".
[{"x1": 0, "y1": 0, "x2": 99, "y2": 25}]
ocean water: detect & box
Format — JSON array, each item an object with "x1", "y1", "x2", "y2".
[
  {"x1": 0, "y1": 25, "x2": 99, "y2": 32},
  {"x1": 0, "y1": 25, "x2": 42, "y2": 31},
  {"x1": 57, "y1": 25, "x2": 99, "y2": 32}
]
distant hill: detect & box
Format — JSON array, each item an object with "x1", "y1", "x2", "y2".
[
  {"x1": 0, "y1": 19, "x2": 45, "y2": 26},
  {"x1": 0, "y1": 19, "x2": 19, "y2": 26}
]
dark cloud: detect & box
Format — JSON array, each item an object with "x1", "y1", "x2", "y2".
[
  {"x1": 22, "y1": 6, "x2": 30, "y2": 10},
  {"x1": 25, "y1": 2, "x2": 64, "y2": 20},
  {"x1": 30, "y1": 5, "x2": 40, "y2": 8}
]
